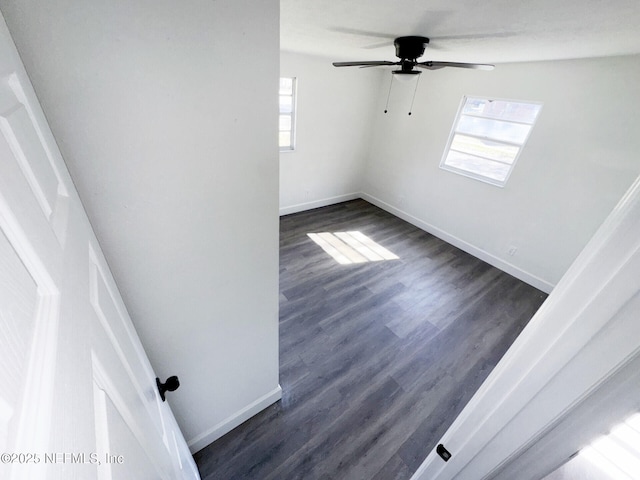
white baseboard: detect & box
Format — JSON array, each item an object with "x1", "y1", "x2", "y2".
[
  {"x1": 187, "y1": 385, "x2": 282, "y2": 454},
  {"x1": 279, "y1": 193, "x2": 360, "y2": 216},
  {"x1": 360, "y1": 193, "x2": 555, "y2": 294}
]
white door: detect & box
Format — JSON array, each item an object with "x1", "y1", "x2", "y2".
[{"x1": 0, "y1": 12, "x2": 199, "y2": 480}]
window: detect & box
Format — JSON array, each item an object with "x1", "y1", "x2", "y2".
[
  {"x1": 279, "y1": 77, "x2": 296, "y2": 151},
  {"x1": 440, "y1": 96, "x2": 542, "y2": 186}
]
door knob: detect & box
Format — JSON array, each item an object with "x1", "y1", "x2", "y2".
[{"x1": 156, "y1": 376, "x2": 180, "y2": 401}]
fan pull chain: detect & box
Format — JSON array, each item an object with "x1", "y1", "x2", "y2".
[
  {"x1": 383, "y1": 74, "x2": 394, "y2": 113},
  {"x1": 408, "y1": 74, "x2": 421, "y2": 116}
]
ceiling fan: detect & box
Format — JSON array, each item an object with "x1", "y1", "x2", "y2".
[
  {"x1": 332, "y1": 36, "x2": 494, "y2": 76},
  {"x1": 333, "y1": 36, "x2": 494, "y2": 115}
]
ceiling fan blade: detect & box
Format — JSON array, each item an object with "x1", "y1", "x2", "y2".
[
  {"x1": 328, "y1": 26, "x2": 397, "y2": 40},
  {"x1": 431, "y1": 31, "x2": 519, "y2": 42},
  {"x1": 362, "y1": 41, "x2": 395, "y2": 50},
  {"x1": 359, "y1": 64, "x2": 393, "y2": 69},
  {"x1": 332, "y1": 61, "x2": 398, "y2": 67},
  {"x1": 417, "y1": 61, "x2": 494, "y2": 71}
]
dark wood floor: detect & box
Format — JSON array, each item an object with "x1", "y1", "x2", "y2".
[{"x1": 194, "y1": 199, "x2": 547, "y2": 480}]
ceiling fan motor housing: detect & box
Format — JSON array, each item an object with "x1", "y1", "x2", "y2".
[{"x1": 394, "y1": 36, "x2": 430, "y2": 60}]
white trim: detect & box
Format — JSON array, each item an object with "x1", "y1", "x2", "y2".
[
  {"x1": 410, "y1": 174, "x2": 640, "y2": 480},
  {"x1": 279, "y1": 193, "x2": 361, "y2": 216},
  {"x1": 280, "y1": 191, "x2": 553, "y2": 292},
  {"x1": 360, "y1": 192, "x2": 554, "y2": 293},
  {"x1": 187, "y1": 385, "x2": 282, "y2": 454}
]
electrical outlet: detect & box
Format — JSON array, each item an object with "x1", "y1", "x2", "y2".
[{"x1": 508, "y1": 246, "x2": 518, "y2": 256}]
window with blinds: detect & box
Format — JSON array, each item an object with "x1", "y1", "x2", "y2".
[
  {"x1": 440, "y1": 96, "x2": 542, "y2": 186},
  {"x1": 279, "y1": 77, "x2": 297, "y2": 151}
]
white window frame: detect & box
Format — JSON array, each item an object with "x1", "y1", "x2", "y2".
[
  {"x1": 279, "y1": 77, "x2": 297, "y2": 152},
  {"x1": 439, "y1": 96, "x2": 543, "y2": 187}
]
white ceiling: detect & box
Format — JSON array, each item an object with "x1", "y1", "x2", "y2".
[{"x1": 281, "y1": 0, "x2": 640, "y2": 64}]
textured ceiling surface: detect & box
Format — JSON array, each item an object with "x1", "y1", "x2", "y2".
[{"x1": 281, "y1": 0, "x2": 640, "y2": 64}]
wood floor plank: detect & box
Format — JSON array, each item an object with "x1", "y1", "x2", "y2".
[{"x1": 194, "y1": 199, "x2": 547, "y2": 479}]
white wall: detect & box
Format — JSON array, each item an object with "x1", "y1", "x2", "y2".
[
  {"x1": 279, "y1": 51, "x2": 381, "y2": 214},
  {"x1": 0, "y1": 0, "x2": 281, "y2": 452},
  {"x1": 362, "y1": 55, "x2": 640, "y2": 290}
]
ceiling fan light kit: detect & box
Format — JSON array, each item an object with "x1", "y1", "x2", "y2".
[{"x1": 333, "y1": 35, "x2": 494, "y2": 115}]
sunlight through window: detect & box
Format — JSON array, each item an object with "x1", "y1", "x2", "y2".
[
  {"x1": 580, "y1": 412, "x2": 640, "y2": 479},
  {"x1": 307, "y1": 231, "x2": 399, "y2": 265}
]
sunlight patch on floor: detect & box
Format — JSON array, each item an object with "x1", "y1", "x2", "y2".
[{"x1": 307, "y1": 231, "x2": 399, "y2": 265}]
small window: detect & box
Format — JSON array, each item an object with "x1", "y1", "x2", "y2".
[
  {"x1": 440, "y1": 96, "x2": 542, "y2": 186},
  {"x1": 279, "y1": 77, "x2": 296, "y2": 151}
]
